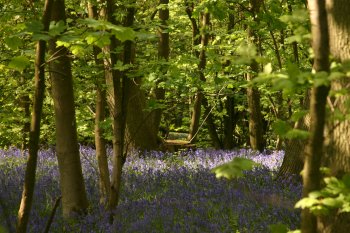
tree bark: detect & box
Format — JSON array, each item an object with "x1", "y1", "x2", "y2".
[
  {"x1": 301, "y1": 0, "x2": 330, "y2": 232},
  {"x1": 150, "y1": 0, "x2": 169, "y2": 138},
  {"x1": 278, "y1": 92, "x2": 310, "y2": 179},
  {"x1": 106, "y1": 0, "x2": 136, "y2": 210},
  {"x1": 246, "y1": 0, "x2": 265, "y2": 152},
  {"x1": 87, "y1": 1, "x2": 111, "y2": 207},
  {"x1": 319, "y1": 1, "x2": 350, "y2": 232},
  {"x1": 186, "y1": 10, "x2": 221, "y2": 146},
  {"x1": 48, "y1": 0, "x2": 88, "y2": 218},
  {"x1": 16, "y1": 0, "x2": 53, "y2": 232}
]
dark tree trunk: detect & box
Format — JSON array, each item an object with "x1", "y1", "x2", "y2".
[
  {"x1": 222, "y1": 12, "x2": 237, "y2": 150},
  {"x1": 223, "y1": 96, "x2": 237, "y2": 149},
  {"x1": 151, "y1": 0, "x2": 169, "y2": 137},
  {"x1": 48, "y1": 0, "x2": 88, "y2": 218},
  {"x1": 246, "y1": 0, "x2": 265, "y2": 152},
  {"x1": 301, "y1": 0, "x2": 330, "y2": 232},
  {"x1": 186, "y1": 10, "x2": 221, "y2": 146},
  {"x1": 16, "y1": 0, "x2": 53, "y2": 231},
  {"x1": 87, "y1": 2, "x2": 110, "y2": 207},
  {"x1": 202, "y1": 97, "x2": 222, "y2": 149},
  {"x1": 107, "y1": 1, "x2": 136, "y2": 210}
]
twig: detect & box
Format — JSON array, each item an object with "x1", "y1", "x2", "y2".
[{"x1": 42, "y1": 196, "x2": 62, "y2": 233}]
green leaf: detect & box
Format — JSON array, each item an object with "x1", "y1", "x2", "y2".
[
  {"x1": 25, "y1": 20, "x2": 43, "y2": 33},
  {"x1": 8, "y1": 56, "x2": 30, "y2": 72},
  {"x1": 211, "y1": 157, "x2": 257, "y2": 180},
  {"x1": 313, "y1": 71, "x2": 330, "y2": 87},
  {"x1": 308, "y1": 191, "x2": 323, "y2": 199},
  {"x1": 295, "y1": 197, "x2": 319, "y2": 209},
  {"x1": 272, "y1": 120, "x2": 292, "y2": 137},
  {"x1": 107, "y1": 24, "x2": 135, "y2": 42},
  {"x1": 290, "y1": 110, "x2": 308, "y2": 122},
  {"x1": 264, "y1": 63, "x2": 273, "y2": 74},
  {"x1": 321, "y1": 197, "x2": 343, "y2": 208},
  {"x1": 269, "y1": 223, "x2": 288, "y2": 233},
  {"x1": 4, "y1": 36, "x2": 23, "y2": 50},
  {"x1": 285, "y1": 129, "x2": 309, "y2": 140},
  {"x1": 342, "y1": 174, "x2": 350, "y2": 188},
  {"x1": 49, "y1": 20, "x2": 66, "y2": 36}
]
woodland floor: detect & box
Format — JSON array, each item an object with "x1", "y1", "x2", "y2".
[{"x1": 0, "y1": 147, "x2": 301, "y2": 233}]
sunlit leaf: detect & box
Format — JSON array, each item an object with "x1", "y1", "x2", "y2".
[{"x1": 211, "y1": 157, "x2": 257, "y2": 180}]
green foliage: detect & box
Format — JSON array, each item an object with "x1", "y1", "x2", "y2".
[
  {"x1": 8, "y1": 56, "x2": 30, "y2": 72},
  {"x1": 295, "y1": 174, "x2": 350, "y2": 216},
  {"x1": 211, "y1": 157, "x2": 257, "y2": 179}
]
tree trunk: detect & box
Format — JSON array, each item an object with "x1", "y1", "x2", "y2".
[
  {"x1": 186, "y1": 10, "x2": 220, "y2": 145},
  {"x1": 319, "y1": 1, "x2": 350, "y2": 232},
  {"x1": 150, "y1": 0, "x2": 169, "y2": 138},
  {"x1": 301, "y1": 1, "x2": 330, "y2": 232},
  {"x1": 87, "y1": 2, "x2": 110, "y2": 207},
  {"x1": 223, "y1": 95, "x2": 237, "y2": 149},
  {"x1": 20, "y1": 75, "x2": 30, "y2": 156},
  {"x1": 126, "y1": 78, "x2": 159, "y2": 150},
  {"x1": 246, "y1": 0, "x2": 265, "y2": 152},
  {"x1": 222, "y1": 12, "x2": 237, "y2": 150},
  {"x1": 16, "y1": 0, "x2": 53, "y2": 231},
  {"x1": 106, "y1": 1, "x2": 135, "y2": 210},
  {"x1": 278, "y1": 92, "x2": 310, "y2": 179},
  {"x1": 48, "y1": 0, "x2": 88, "y2": 218}
]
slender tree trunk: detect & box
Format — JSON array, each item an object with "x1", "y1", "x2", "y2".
[
  {"x1": 185, "y1": 1, "x2": 202, "y2": 142},
  {"x1": 223, "y1": 12, "x2": 237, "y2": 149},
  {"x1": 246, "y1": 0, "x2": 265, "y2": 152},
  {"x1": 87, "y1": 2, "x2": 110, "y2": 206},
  {"x1": 186, "y1": 9, "x2": 221, "y2": 146},
  {"x1": 151, "y1": 0, "x2": 169, "y2": 137},
  {"x1": 16, "y1": 0, "x2": 53, "y2": 231},
  {"x1": 106, "y1": 0, "x2": 136, "y2": 210},
  {"x1": 20, "y1": 75, "x2": 30, "y2": 156},
  {"x1": 301, "y1": 1, "x2": 330, "y2": 232},
  {"x1": 223, "y1": 96, "x2": 237, "y2": 149},
  {"x1": 48, "y1": 0, "x2": 88, "y2": 218}
]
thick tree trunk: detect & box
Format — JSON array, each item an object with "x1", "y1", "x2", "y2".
[
  {"x1": 126, "y1": 78, "x2": 159, "y2": 150},
  {"x1": 301, "y1": 0, "x2": 330, "y2": 232},
  {"x1": 16, "y1": 1, "x2": 53, "y2": 232},
  {"x1": 278, "y1": 92, "x2": 310, "y2": 178},
  {"x1": 48, "y1": 0, "x2": 88, "y2": 218},
  {"x1": 88, "y1": 2, "x2": 110, "y2": 206},
  {"x1": 246, "y1": 0, "x2": 265, "y2": 152},
  {"x1": 319, "y1": 1, "x2": 350, "y2": 232}
]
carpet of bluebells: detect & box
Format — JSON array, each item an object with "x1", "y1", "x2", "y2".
[{"x1": 0, "y1": 147, "x2": 301, "y2": 232}]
